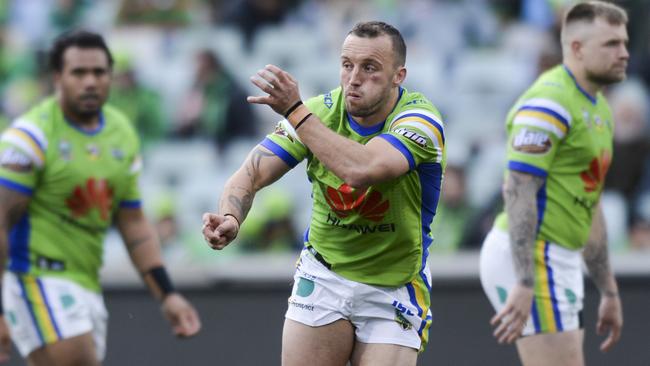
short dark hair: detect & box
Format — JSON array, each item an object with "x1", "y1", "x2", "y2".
[
  {"x1": 49, "y1": 30, "x2": 114, "y2": 72},
  {"x1": 348, "y1": 21, "x2": 406, "y2": 67},
  {"x1": 564, "y1": 1, "x2": 628, "y2": 27}
]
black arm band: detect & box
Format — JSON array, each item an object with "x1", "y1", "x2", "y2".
[
  {"x1": 294, "y1": 113, "x2": 312, "y2": 130},
  {"x1": 148, "y1": 266, "x2": 175, "y2": 298},
  {"x1": 283, "y1": 100, "x2": 303, "y2": 118}
]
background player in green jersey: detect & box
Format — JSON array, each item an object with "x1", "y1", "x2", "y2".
[
  {"x1": 479, "y1": 2, "x2": 626, "y2": 365},
  {"x1": 203, "y1": 21, "x2": 446, "y2": 366},
  {"x1": 0, "y1": 30, "x2": 201, "y2": 365}
]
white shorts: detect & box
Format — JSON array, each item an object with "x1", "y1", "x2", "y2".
[
  {"x1": 3, "y1": 272, "x2": 108, "y2": 360},
  {"x1": 479, "y1": 228, "x2": 584, "y2": 336},
  {"x1": 286, "y1": 248, "x2": 433, "y2": 350}
]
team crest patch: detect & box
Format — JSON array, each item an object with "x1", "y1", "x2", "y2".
[
  {"x1": 395, "y1": 309, "x2": 412, "y2": 330},
  {"x1": 0, "y1": 147, "x2": 33, "y2": 172},
  {"x1": 512, "y1": 128, "x2": 551, "y2": 154},
  {"x1": 59, "y1": 140, "x2": 72, "y2": 161}
]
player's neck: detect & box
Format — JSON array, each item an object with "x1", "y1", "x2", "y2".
[
  {"x1": 58, "y1": 98, "x2": 102, "y2": 131},
  {"x1": 351, "y1": 87, "x2": 400, "y2": 127},
  {"x1": 563, "y1": 62, "x2": 602, "y2": 97}
]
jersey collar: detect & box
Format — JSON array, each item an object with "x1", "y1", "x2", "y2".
[
  {"x1": 346, "y1": 87, "x2": 404, "y2": 136},
  {"x1": 65, "y1": 112, "x2": 105, "y2": 136},
  {"x1": 562, "y1": 65, "x2": 597, "y2": 105}
]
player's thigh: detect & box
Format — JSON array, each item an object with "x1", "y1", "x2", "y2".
[
  {"x1": 516, "y1": 329, "x2": 584, "y2": 366},
  {"x1": 282, "y1": 318, "x2": 354, "y2": 366},
  {"x1": 27, "y1": 331, "x2": 100, "y2": 366},
  {"x1": 350, "y1": 341, "x2": 417, "y2": 366}
]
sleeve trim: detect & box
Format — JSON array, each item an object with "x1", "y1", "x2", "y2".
[
  {"x1": 378, "y1": 134, "x2": 416, "y2": 170},
  {"x1": 0, "y1": 178, "x2": 33, "y2": 196},
  {"x1": 508, "y1": 161, "x2": 548, "y2": 178},
  {"x1": 260, "y1": 138, "x2": 299, "y2": 168}
]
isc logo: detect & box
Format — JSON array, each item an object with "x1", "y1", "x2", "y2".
[{"x1": 392, "y1": 300, "x2": 414, "y2": 316}]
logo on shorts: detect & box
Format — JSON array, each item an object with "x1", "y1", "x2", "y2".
[
  {"x1": 288, "y1": 297, "x2": 315, "y2": 311},
  {"x1": 512, "y1": 129, "x2": 551, "y2": 154},
  {"x1": 496, "y1": 286, "x2": 508, "y2": 304},
  {"x1": 565, "y1": 289, "x2": 577, "y2": 305},
  {"x1": 324, "y1": 184, "x2": 389, "y2": 222},
  {"x1": 296, "y1": 277, "x2": 315, "y2": 297},
  {"x1": 394, "y1": 310, "x2": 412, "y2": 331},
  {"x1": 61, "y1": 294, "x2": 76, "y2": 309}
]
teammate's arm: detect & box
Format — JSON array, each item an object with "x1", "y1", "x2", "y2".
[
  {"x1": 248, "y1": 65, "x2": 409, "y2": 189},
  {"x1": 115, "y1": 207, "x2": 201, "y2": 338},
  {"x1": 203, "y1": 144, "x2": 291, "y2": 250},
  {"x1": 491, "y1": 170, "x2": 544, "y2": 344},
  {"x1": 582, "y1": 203, "x2": 622, "y2": 352},
  {"x1": 0, "y1": 186, "x2": 30, "y2": 362}
]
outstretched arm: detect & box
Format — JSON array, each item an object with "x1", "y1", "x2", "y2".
[
  {"x1": 491, "y1": 170, "x2": 544, "y2": 344},
  {"x1": 115, "y1": 207, "x2": 201, "y2": 338},
  {"x1": 247, "y1": 64, "x2": 410, "y2": 189},
  {"x1": 0, "y1": 186, "x2": 30, "y2": 362},
  {"x1": 582, "y1": 203, "x2": 622, "y2": 352},
  {"x1": 203, "y1": 144, "x2": 291, "y2": 250}
]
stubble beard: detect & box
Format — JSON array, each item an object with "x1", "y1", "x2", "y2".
[{"x1": 586, "y1": 68, "x2": 626, "y2": 87}]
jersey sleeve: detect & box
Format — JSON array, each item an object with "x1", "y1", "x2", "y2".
[
  {"x1": 260, "y1": 96, "x2": 322, "y2": 168},
  {"x1": 506, "y1": 97, "x2": 572, "y2": 177},
  {"x1": 377, "y1": 108, "x2": 445, "y2": 169},
  {"x1": 0, "y1": 118, "x2": 48, "y2": 196}
]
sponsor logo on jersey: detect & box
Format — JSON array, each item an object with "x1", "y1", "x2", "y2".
[
  {"x1": 273, "y1": 123, "x2": 294, "y2": 142},
  {"x1": 0, "y1": 147, "x2": 33, "y2": 172},
  {"x1": 324, "y1": 183, "x2": 389, "y2": 222},
  {"x1": 580, "y1": 150, "x2": 611, "y2": 192},
  {"x1": 395, "y1": 127, "x2": 427, "y2": 147},
  {"x1": 512, "y1": 128, "x2": 551, "y2": 154},
  {"x1": 324, "y1": 92, "x2": 333, "y2": 109},
  {"x1": 326, "y1": 213, "x2": 396, "y2": 233},
  {"x1": 65, "y1": 178, "x2": 114, "y2": 221}
]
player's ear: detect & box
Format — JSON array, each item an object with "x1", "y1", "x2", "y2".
[
  {"x1": 571, "y1": 40, "x2": 583, "y2": 60},
  {"x1": 393, "y1": 66, "x2": 406, "y2": 86}
]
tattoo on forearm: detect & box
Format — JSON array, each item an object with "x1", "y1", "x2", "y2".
[
  {"x1": 227, "y1": 190, "x2": 252, "y2": 220},
  {"x1": 504, "y1": 172, "x2": 544, "y2": 288},
  {"x1": 583, "y1": 210, "x2": 615, "y2": 296},
  {"x1": 126, "y1": 235, "x2": 151, "y2": 251}
]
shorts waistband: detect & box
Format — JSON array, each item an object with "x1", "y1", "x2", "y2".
[{"x1": 306, "y1": 246, "x2": 331, "y2": 269}]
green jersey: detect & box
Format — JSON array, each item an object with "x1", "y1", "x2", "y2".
[
  {"x1": 0, "y1": 97, "x2": 142, "y2": 292},
  {"x1": 495, "y1": 65, "x2": 614, "y2": 250},
  {"x1": 263, "y1": 87, "x2": 446, "y2": 286}
]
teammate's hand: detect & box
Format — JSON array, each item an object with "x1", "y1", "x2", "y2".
[
  {"x1": 202, "y1": 212, "x2": 239, "y2": 250},
  {"x1": 490, "y1": 284, "x2": 534, "y2": 344},
  {"x1": 0, "y1": 315, "x2": 12, "y2": 363},
  {"x1": 596, "y1": 294, "x2": 622, "y2": 352},
  {"x1": 161, "y1": 293, "x2": 201, "y2": 338},
  {"x1": 247, "y1": 64, "x2": 302, "y2": 116}
]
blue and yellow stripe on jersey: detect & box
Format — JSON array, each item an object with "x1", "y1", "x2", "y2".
[
  {"x1": 406, "y1": 270, "x2": 433, "y2": 350},
  {"x1": 530, "y1": 240, "x2": 563, "y2": 333},
  {"x1": 513, "y1": 98, "x2": 572, "y2": 139},
  {"x1": 18, "y1": 275, "x2": 62, "y2": 345},
  {"x1": 390, "y1": 109, "x2": 445, "y2": 161},
  {"x1": 1, "y1": 124, "x2": 47, "y2": 167}
]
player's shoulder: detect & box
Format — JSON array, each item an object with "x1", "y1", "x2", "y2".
[
  {"x1": 389, "y1": 88, "x2": 444, "y2": 130},
  {"x1": 102, "y1": 103, "x2": 139, "y2": 139}
]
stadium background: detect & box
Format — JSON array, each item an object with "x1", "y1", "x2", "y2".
[{"x1": 1, "y1": 0, "x2": 649, "y2": 365}]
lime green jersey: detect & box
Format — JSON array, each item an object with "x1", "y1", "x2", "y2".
[
  {"x1": 495, "y1": 65, "x2": 614, "y2": 250},
  {"x1": 0, "y1": 97, "x2": 142, "y2": 292},
  {"x1": 263, "y1": 87, "x2": 446, "y2": 286}
]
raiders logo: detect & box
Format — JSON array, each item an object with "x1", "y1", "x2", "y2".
[{"x1": 512, "y1": 128, "x2": 552, "y2": 154}]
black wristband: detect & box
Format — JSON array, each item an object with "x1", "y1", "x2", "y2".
[
  {"x1": 283, "y1": 100, "x2": 303, "y2": 118},
  {"x1": 294, "y1": 113, "x2": 312, "y2": 130},
  {"x1": 0, "y1": 289, "x2": 3, "y2": 315},
  {"x1": 148, "y1": 266, "x2": 175, "y2": 298}
]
